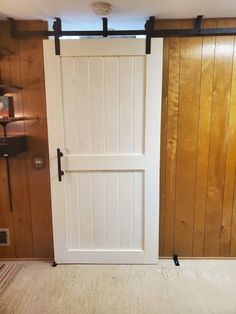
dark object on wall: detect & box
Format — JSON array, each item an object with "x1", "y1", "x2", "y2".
[
  {"x1": 0, "y1": 117, "x2": 28, "y2": 212},
  {"x1": 0, "y1": 96, "x2": 14, "y2": 118},
  {"x1": 7, "y1": 15, "x2": 236, "y2": 56},
  {"x1": 0, "y1": 136, "x2": 27, "y2": 156}
]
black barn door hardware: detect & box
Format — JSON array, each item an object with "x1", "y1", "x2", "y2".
[
  {"x1": 0, "y1": 118, "x2": 28, "y2": 212},
  {"x1": 57, "y1": 148, "x2": 64, "y2": 182},
  {"x1": 7, "y1": 15, "x2": 236, "y2": 56},
  {"x1": 173, "y1": 254, "x2": 180, "y2": 266}
]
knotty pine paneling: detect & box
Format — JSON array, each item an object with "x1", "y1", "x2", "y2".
[
  {"x1": 0, "y1": 21, "x2": 53, "y2": 258},
  {"x1": 158, "y1": 18, "x2": 236, "y2": 257}
]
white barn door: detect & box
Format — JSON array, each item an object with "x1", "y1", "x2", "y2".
[{"x1": 43, "y1": 38, "x2": 163, "y2": 264}]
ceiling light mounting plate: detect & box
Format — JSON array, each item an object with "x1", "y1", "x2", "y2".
[{"x1": 91, "y1": 2, "x2": 112, "y2": 16}]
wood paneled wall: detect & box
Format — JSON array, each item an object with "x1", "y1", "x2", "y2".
[
  {"x1": 158, "y1": 18, "x2": 236, "y2": 257},
  {"x1": 0, "y1": 21, "x2": 53, "y2": 259},
  {"x1": 1, "y1": 18, "x2": 236, "y2": 259}
]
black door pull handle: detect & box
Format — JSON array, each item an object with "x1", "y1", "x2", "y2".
[{"x1": 57, "y1": 148, "x2": 64, "y2": 182}]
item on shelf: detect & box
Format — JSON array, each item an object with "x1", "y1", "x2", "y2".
[
  {"x1": 0, "y1": 136, "x2": 28, "y2": 157},
  {"x1": 0, "y1": 96, "x2": 14, "y2": 118}
]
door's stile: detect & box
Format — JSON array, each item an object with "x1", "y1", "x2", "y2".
[{"x1": 43, "y1": 47, "x2": 68, "y2": 258}]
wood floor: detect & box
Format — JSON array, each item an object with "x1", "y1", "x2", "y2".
[{"x1": 0, "y1": 260, "x2": 236, "y2": 314}]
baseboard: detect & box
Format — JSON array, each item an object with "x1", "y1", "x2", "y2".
[{"x1": 0, "y1": 258, "x2": 53, "y2": 261}]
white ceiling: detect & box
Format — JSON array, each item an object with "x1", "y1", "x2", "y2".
[{"x1": 0, "y1": 0, "x2": 236, "y2": 30}]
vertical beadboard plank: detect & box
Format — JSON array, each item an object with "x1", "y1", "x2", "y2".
[
  {"x1": 119, "y1": 172, "x2": 132, "y2": 249},
  {"x1": 61, "y1": 57, "x2": 78, "y2": 154},
  {"x1": 104, "y1": 57, "x2": 119, "y2": 154},
  {"x1": 133, "y1": 56, "x2": 145, "y2": 154},
  {"x1": 133, "y1": 172, "x2": 144, "y2": 249},
  {"x1": 75, "y1": 57, "x2": 92, "y2": 155},
  {"x1": 92, "y1": 173, "x2": 106, "y2": 249},
  {"x1": 66, "y1": 173, "x2": 79, "y2": 249},
  {"x1": 106, "y1": 173, "x2": 119, "y2": 249},
  {"x1": 119, "y1": 57, "x2": 134, "y2": 154},
  {"x1": 89, "y1": 57, "x2": 105, "y2": 154},
  {"x1": 78, "y1": 173, "x2": 93, "y2": 249}
]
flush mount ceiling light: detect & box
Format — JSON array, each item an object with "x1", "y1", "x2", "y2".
[{"x1": 91, "y1": 2, "x2": 112, "y2": 16}]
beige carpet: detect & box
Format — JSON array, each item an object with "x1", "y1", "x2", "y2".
[
  {"x1": 0, "y1": 260, "x2": 236, "y2": 314},
  {"x1": 0, "y1": 264, "x2": 23, "y2": 297}
]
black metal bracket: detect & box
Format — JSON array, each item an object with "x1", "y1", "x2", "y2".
[
  {"x1": 145, "y1": 16, "x2": 155, "y2": 54},
  {"x1": 8, "y1": 17, "x2": 17, "y2": 38},
  {"x1": 52, "y1": 17, "x2": 62, "y2": 55},
  {"x1": 194, "y1": 15, "x2": 204, "y2": 35},
  {"x1": 7, "y1": 15, "x2": 236, "y2": 57},
  {"x1": 173, "y1": 254, "x2": 180, "y2": 266},
  {"x1": 102, "y1": 17, "x2": 108, "y2": 38},
  {"x1": 52, "y1": 261, "x2": 57, "y2": 267}
]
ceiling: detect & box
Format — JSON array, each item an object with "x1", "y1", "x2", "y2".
[{"x1": 0, "y1": 0, "x2": 236, "y2": 30}]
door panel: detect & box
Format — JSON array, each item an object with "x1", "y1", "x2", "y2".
[
  {"x1": 44, "y1": 38, "x2": 163, "y2": 263},
  {"x1": 61, "y1": 55, "x2": 145, "y2": 156},
  {"x1": 66, "y1": 171, "x2": 144, "y2": 251}
]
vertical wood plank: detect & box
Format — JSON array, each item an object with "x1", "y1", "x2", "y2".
[
  {"x1": 192, "y1": 20, "x2": 216, "y2": 256},
  {"x1": 66, "y1": 173, "x2": 79, "y2": 249},
  {"x1": 92, "y1": 173, "x2": 106, "y2": 249},
  {"x1": 17, "y1": 21, "x2": 53, "y2": 258},
  {"x1": 89, "y1": 57, "x2": 105, "y2": 154},
  {"x1": 119, "y1": 172, "x2": 132, "y2": 249},
  {"x1": 75, "y1": 57, "x2": 92, "y2": 155},
  {"x1": 218, "y1": 21, "x2": 236, "y2": 257},
  {"x1": 230, "y1": 175, "x2": 236, "y2": 256},
  {"x1": 104, "y1": 57, "x2": 119, "y2": 154},
  {"x1": 106, "y1": 173, "x2": 119, "y2": 249},
  {"x1": 78, "y1": 173, "x2": 93, "y2": 249},
  {"x1": 133, "y1": 172, "x2": 144, "y2": 249},
  {"x1": 174, "y1": 21, "x2": 202, "y2": 256},
  {"x1": 61, "y1": 57, "x2": 78, "y2": 154},
  {"x1": 0, "y1": 22, "x2": 18, "y2": 258},
  {"x1": 133, "y1": 56, "x2": 145, "y2": 154},
  {"x1": 163, "y1": 21, "x2": 181, "y2": 256},
  {"x1": 119, "y1": 57, "x2": 134, "y2": 154},
  {"x1": 204, "y1": 30, "x2": 234, "y2": 256}
]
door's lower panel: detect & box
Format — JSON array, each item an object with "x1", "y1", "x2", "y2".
[{"x1": 65, "y1": 171, "x2": 144, "y2": 251}]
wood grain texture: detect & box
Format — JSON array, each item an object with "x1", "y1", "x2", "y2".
[
  {"x1": 0, "y1": 21, "x2": 53, "y2": 258},
  {"x1": 163, "y1": 22, "x2": 181, "y2": 256},
  {"x1": 158, "y1": 18, "x2": 236, "y2": 257},
  {"x1": 204, "y1": 27, "x2": 234, "y2": 257},
  {"x1": 174, "y1": 21, "x2": 202, "y2": 256},
  {"x1": 192, "y1": 20, "x2": 216, "y2": 257}
]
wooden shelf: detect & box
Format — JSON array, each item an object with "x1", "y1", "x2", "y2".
[
  {"x1": 0, "y1": 84, "x2": 22, "y2": 95},
  {"x1": 0, "y1": 43, "x2": 14, "y2": 57},
  {"x1": 0, "y1": 117, "x2": 31, "y2": 128}
]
